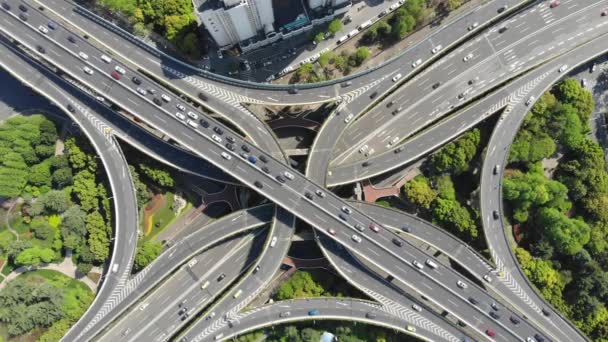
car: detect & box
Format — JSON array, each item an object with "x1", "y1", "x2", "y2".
[
  {"x1": 279, "y1": 311, "x2": 291, "y2": 318},
  {"x1": 534, "y1": 334, "x2": 545, "y2": 342},
  {"x1": 392, "y1": 73, "x2": 402, "y2": 82},
  {"x1": 178, "y1": 308, "x2": 188, "y2": 315},
  {"x1": 233, "y1": 289, "x2": 243, "y2": 298},
  {"x1": 603, "y1": 9, "x2": 608, "y2": 16},
  {"x1": 83, "y1": 66, "x2": 94, "y2": 75},
  {"x1": 469, "y1": 297, "x2": 479, "y2": 305},
  {"x1": 395, "y1": 147, "x2": 403, "y2": 153},
  {"x1": 111, "y1": 71, "x2": 121, "y2": 80},
  {"x1": 463, "y1": 53, "x2": 473, "y2": 62},
  {"x1": 212, "y1": 134, "x2": 222, "y2": 143},
  {"x1": 308, "y1": 309, "x2": 320, "y2": 316},
  {"x1": 353, "y1": 223, "x2": 364, "y2": 232},
  {"x1": 187, "y1": 111, "x2": 198, "y2": 120},
  {"x1": 18, "y1": 4, "x2": 27, "y2": 12},
  {"x1": 369, "y1": 223, "x2": 380, "y2": 232},
  {"x1": 558, "y1": 64, "x2": 568, "y2": 73},
  {"x1": 510, "y1": 316, "x2": 521, "y2": 325},
  {"x1": 432, "y1": 82, "x2": 441, "y2": 89},
  {"x1": 175, "y1": 103, "x2": 186, "y2": 112},
  {"x1": 67, "y1": 104, "x2": 76, "y2": 113},
  {"x1": 147, "y1": 88, "x2": 156, "y2": 94},
  {"x1": 483, "y1": 274, "x2": 492, "y2": 283},
  {"x1": 392, "y1": 238, "x2": 403, "y2": 247},
  {"x1": 388, "y1": 136, "x2": 399, "y2": 145},
  {"x1": 327, "y1": 228, "x2": 336, "y2": 235},
  {"x1": 489, "y1": 311, "x2": 501, "y2": 320},
  {"x1": 78, "y1": 52, "x2": 89, "y2": 60},
  {"x1": 458, "y1": 93, "x2": 466, "y2": 100},
  {"x1": 288, "y1": 88, "x2": 299, "y2": 94},
  {"x1": 241, "y1": 144, "x2": 250, "y2": 152},
  {"x1": 493, "y1": 164, "x2": 500, "y2": 175},
  {"x1": 128, "y1": 77, "x2": 141, "y2": 86},
  {"x1": 549, "y1": 0, "x2": 559, "y2": 8},
  {"x1": 315, "y1": 189, "x2": 326, "y2": 198},
  {"x1": 214, "y1": 127, "x2": 224, "y2": 135},
  {"x1": 304, "y1": 192, "x2": 314, "y2": 200},
  {"x1": 468, "y1": 22, "x2": 479, "y2": 31},
  {"x1": 253, "y1": 265, "x2": 260, "y2": 273},
  {"x1": 342, "y1": 81, "x2": 352, "y2": 87},
  {"x1": 402, "y1": 225, "x2": 412, "y2": 233},
  {"x1": 175, "y1": 112, "x2": 186, "y2": 121},
  {"x1": 219, "y1": 152, "x2": 232, "y2": 161},
  {"x1": 153, "y1": 98, "x2": 162, "y2": 106},
  {"x1": 362, "y1": 161, "x2": 372, "y2": 167},
  {"x1": 493, "y1": 210, "x2": 499, "y2": 220},
  {"x1": 67, "y1": 35, "x2": 76, "y2": 43},
  {"x1": 365, "y1": 312, "x2": 377, "y2": 319},
  {"x1": 370, "y1": 91, "x2": 378, "y2": 99},
  {"x1": 225, "y1": 143, "x2": 235, "y2": 151},
  {"x1": 351, "y1": 234, "x2": 362, "y2": 243},
  {"x1": 226, "y1": 136, "x2": 236, "y2": 144},
  {"x1": 387, "y1": 101, "x2": 395, "y2": 108},
  {"x1": 254, "y1": 181, "x2": 263, "y2": 188},
  {"x1": 161, "y1": 94, "x2": 171, "y2": 102},
  {"x1": 136, "y1": 88, "x2": 147, "y2": 96},
  {"x1": 458, "y1": 321, "x2": 467, "y2": 328},
  {"x1": 456, "y1": 280, "x2": 467, "y2": 288},
  {"x1": 38, "y1": 26, "x2": 49, "y2": 34},
  {"x1": 36, "y1": 45, "x2": 45, "y2": 54},
  {"x1": 406, "y1": 325, "x2": 416, "y2": 332},
  {"x1": 187, "y1": 119, "x2": 198, "y2": 128},
  {"x1": 276, "y1": 175, "x2": 285, "y2": 183},
  {"x1": 359, "y1": 145, "x2": 369, "y2": 153},
  {"x1": 497, "y1": 5, "x2": 508, "y2": 13},
  {"x1": 18, "y1": 12, "x2": 27, "y2": 21},
  {"x1": 498, "y1": 26, "x2": 508, "y2": 34},
  {"x1": 425, "y1": 259, "x2": 438, "y2": 269},
  {"x1": 206, "y1": 312, "x2": 216, "y2": 320},
  {"x1": 411, "y1": 304, "x2": 422, "y2": 312},
  {"x1": 486, "y1": 329, "x2": 496, "y2": 337},
  {"x1": 261, "y1": 166, "x2": 270, "y2": 173},
  {"x1": 198, "y1": 92, "x2": 208, "y2": 101},
  {"x1": 412, "y1": 260, "x2": 424, "y2": 270},
  {"x1": 1, "y1": 2, "x2": 10, "y2": 10},
  {"x1": 341, "y1": 206, "x2": 352, "y2": 214},
  {"x1": 541, "y1": 308, "x2": 551, "y2": 316},
  {"x1": 259, "y1": 155, "x2": 268, "y2": 163},
  {"x1": 431, "y1": 45, "x2": 442, "y2": 54},
  {"x1": 491, "y1": 302, "x2": 499, "y2": 311},
  {"x1": 339, "y1": 213, "x2": 347, "y2": 221},
  {"x1": 283, "y1": 171, "x2": 294, "y2": 180},
  {"x1": 217, "y1": 273, "x2": 226, "y2": 282},
  {"x1": 201, "y1": 280, "x2": 210, "y2": 289},
  {"x1": 200, "y1": 120, "x2": 209, "y2": 128},
  {"x1": 411, "y1": 59, "x2": 422, "y2": 68},
  {"x1": 344, "y1": 113, "x2": 354, "y2": 123},
  {"x1": 248, "y1": 155, "x2": 257, "y2": 164},
  {"x1": 121, "y1": 328, "x2": 132, "y2": 337},
  {"x1": 581, "y1": 78, "x2": 588, "y2": 88}
]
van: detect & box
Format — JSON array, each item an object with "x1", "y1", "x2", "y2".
[
  {"x1": 425, "y1": 259, "x2": 438, "y2": 269},
  {"x1": 112, "y1": 263, "x2": 119, "y2": 273},
  {"x1": 233, "y1": 289, "x2": 243, "y2": 298}
]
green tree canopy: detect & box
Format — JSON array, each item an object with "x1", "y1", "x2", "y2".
[
  {"x1": 328, "y1": 18, "x2": 342, "y2": 35},
  {"x1": 14, "y1": 247, "x2": 56, "y2": 266},
  {"x1": 134, "y1": 241, "x2": 162, "y2": 271},
  {"x1": 403, "y1": 175, "x2": 436, "y2": 209},
  {"x1": 537, "y1": 207, "x2": 590, "y2": 255},
  {"x1": 431, "y1": 129, "x2": 480, "y2": 175},
  {"x1": 556, "y1": 78, "x2": 595, "y2": 122},
  {"x1": 432, "y1": 197, "x2": 478, "y2": 239}
]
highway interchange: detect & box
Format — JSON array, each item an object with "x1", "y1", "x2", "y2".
[{"x1": 0, "y1": 0, "x2": 605, "y2": 341}]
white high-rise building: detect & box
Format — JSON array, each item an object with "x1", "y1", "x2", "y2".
[{"x1": 194, "y1": 0, "x2": 275, "y2": 48}]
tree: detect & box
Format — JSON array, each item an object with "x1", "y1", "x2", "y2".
[
  {"x1": 432, "y1": 198, "x2": 478, "y2": 240},
  {"x1": 129, "y1": 165, "x2": 151, "y2": 209},
  {"x1": 134, "y1": 241, "x2": 162, "y2": 271},
  {"x1": 334, "y1": 55, "x2": 347, "y2": 71},
  {"x1": 376, "y1": 20, "x2": 392, "y2": 38},
  {"x1": 431, "y1": 129, "x2": 480, "y2": 175},
  {"x1": 28, "y1": 161, "x2": 52, "y2": 188},
  {"x1": 362, "y1": 27, "x2": 378, "y2": 44},
  {"x1": 139, "y1": 164, "x2": 175, "y2": 188},
  {"x1": 39, "y1": 189, "x2": 70, "y2": 213},
  {"x1": 52, "y1": 167, "x2": 73, "y2": 188},
  {"x1": 30, "y1": 217, "x2": 55, "y2": 240},
  {"x1": 352, "y1": 47, "x2": 370, "y2": 66},
  {"x1": 318, "y1": 51, "x2": 333, "y2": 68},
  {"x1": 50, "y1": 155, "x2": 69, "y2": 170},
  {"x1": 72, "y1": 170, "x2": 99, "y2": 212},
  {"x1": 537, "y1": 207, "x2": 590, "y2": 255},
  {"x1": 515, "y1": 247, "x2": 567, "y2": 309},
  {"x1": 435, "y1": 174, "x2": 456, "y2": 200},
  {"x1": 313, "y1": 32, "x2": 325, "y2": 44},
  {"x1": 61, "y1": 205, "x2": 87, "y2": 250},
  {"x1": 275, "y1": 271, "x2": 325, "y2": 300},
  {"x1": 86, "y1": 211, "x2": 109, "y2": 262},
  {"x1": 391, "y1": 14, "x2": 415, "y2": 40},
  {"x1": 403, "y1": 175, "x2": 436, "y2": 209},
  {"x1": 557, "y1": 78, "x2": 595, "y2": 122},
  {"x1": 446, "y1": 0, "x2": 463, "y2": 11},
  {"x1": 328, "y1": 18, "x2": 342, "y2": 35},
  {"x1": 14, "y1": 246, "x2": 56, "y2": 266},
  {"x1": 64, "y1": 137, "x2": 89, "y2": 170}
]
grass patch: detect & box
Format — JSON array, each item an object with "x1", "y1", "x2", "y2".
[
  {"x1": 12, "y1": 217, "x2": 30, "y2": 235},
  {"x1": 144, "y1": 193, "x2": 191, "y2": 241},
  {"x1": 1, "y1": 262, "x2": 14, "y2": 276},
  {"x1": 375, "y1": 200, "x2": 391, "y2": 207}
]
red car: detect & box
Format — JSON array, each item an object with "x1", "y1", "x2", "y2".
[
  {"x1": 327, "y1": 228, "x2": 336, "y2": 235},
  {"x1": 369, "y1": 223, "x2": 380, "y2": 233},
  {"x1": 111, "y1": 70, "x2": 121, "y2": 80},
  {"x1": 486, "y1": 329, "x2": 496, "y2": 337},
  {"x1": 549, "y1": 0, "x2": 559, "y2": 8}
]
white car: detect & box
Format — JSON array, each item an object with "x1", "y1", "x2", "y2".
[
  {"x1": 463, "y1": 53, "x2": 473, "y2": 62},
  {"x1": 411, "y1": 59, "x2": 422, "y2": 68},
  {"x1": 78, "y1": 51, "x2": 89, "y2": 60},
  {"x1": 221, "y1": 152, "x2": 231, "y2": 160},
  {"x1": 114, "y1": 65, "x2": 126, "y2": 75},
  {"x1": 468, "y1": 22, "x2": 479, "y2": 31},
  {"x1": 388, "y1": 136, "x2": 399, "y2": 145},
  {"x1": 412, "y1": 260, "x2": 424, "y2": 270},
  {"x1": 431, "y1": 45, "x2": 442, "y2": 54},
  {"x1": 315, "y1": 189, "x2": 326, "y2": 198},
  {"x1": 270, "y1": 236, "x2": 278, "y2": 247},
  {"x1": 175, "y1": 112, "x2": 186, "y2": 121},
  {"x1": 187, "y1": 119, "x2": 198, "y2": 128},
  {"x1": 351, "y1": 234, "x2": 362, "y2": 243},
  {"x1": 136, "y1": 87, "x2": 147, "y2": 96},
  {"x1": 344, "y1": 113, "x2": 354, "y2": 123},
  {"x1": 457, "y1": 280, "x2": 468, "y2": 289},
  {"x1": 83, "y1": 66, "x2": 94, "y2": 75},
  {"x1": 341, "y1": 206, "x2": 352, "y2": 214},
  {"x1": 283, "y1": 171, "x2": 294, "y2": 180},
  {"x1": 392, "y1": 73, "x2": 402, "y2": 82},
  {"x1": 188, "y1": 258, "x2": 198, "y2": 267},
  {"x1": 483, "y1": 274, "x2": 492, "y2": 283},
  {"x1": 581, "y1": 78, "x2": 588, "y2": 88},
  {"x1": 558, "y1": 64, "x2": 568, "y2": 73},
  {"x1": 212, "y1": 134, "x2": 222, "y2": 143},
  {"x1": 187, "y1": 111, "x2": 198, "y2": 120},
  {"x1": 38, "y1": 25, "x2": 48, "y2": 34},
  {"x1": 411, "y1": 304, "x2": 422, "y2": 312},
  {"x1": 359, "y1": 145, "x2": 369, "y2": 153},
  {"x1": 100, "y1": 54, "x2": 112, "y2": 63},
  {"x1": 525, "y1": 96, "x2": 535, "y2": 106},
  {"x1": 161, "y1": 94, "x2": 171, "y2": 102},
  {"x1": 176, "y1": 104, "x2": 186, "y2": 111}
]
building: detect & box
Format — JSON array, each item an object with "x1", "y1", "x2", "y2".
[{"x1": 308, "y1": 0, "x2": 349, "y2": 12}]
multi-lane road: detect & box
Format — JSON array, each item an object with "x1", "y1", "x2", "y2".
[{"x1": 0, "y1": 0, "x2": 604, "y2": 340}]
